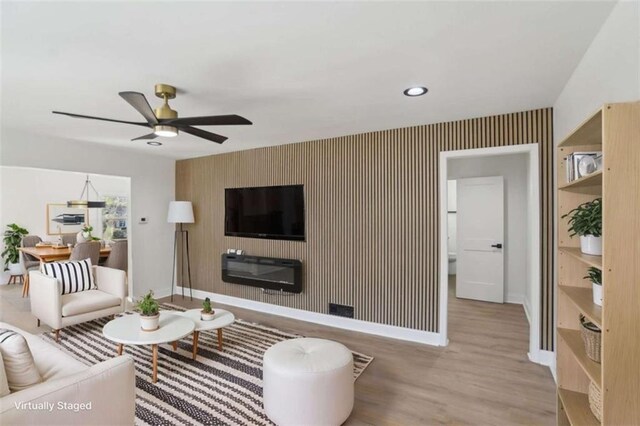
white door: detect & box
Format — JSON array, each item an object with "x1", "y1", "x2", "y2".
[{"x1": 456, "y1": 176, "x2": 504, "y2": 303}]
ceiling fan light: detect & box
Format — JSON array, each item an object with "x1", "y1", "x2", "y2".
[{"x1": 154, "y1": 125, "x2": 178, "y2": 137}]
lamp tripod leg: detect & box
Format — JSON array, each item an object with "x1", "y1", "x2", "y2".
[{"x1": 171, "y1": 230, "x2": 177, "y2": 302}]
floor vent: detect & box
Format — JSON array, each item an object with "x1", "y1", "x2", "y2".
[{"x1": 329, "y1": 303, "x2": 354, "y2": 318}]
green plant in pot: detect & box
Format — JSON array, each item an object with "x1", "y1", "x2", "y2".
[
  {"x1": 562, "y1": 198, "x2": 602, "y2": 255},
  {"x1": 80, "y1": 225, "x2": 101, "y2": 242},
  {"x1": 2, "y1": 223, "x2": 28, "y2": 274},
  {"x1": 136, "y1": 291, "x2": 160, "y2": 331},
  {"x1": 584, "y1": 267, "x2": 603, "y2": 307},
  {"x1": 201, "y1": 297, "x2": 215, "y2": 321}
]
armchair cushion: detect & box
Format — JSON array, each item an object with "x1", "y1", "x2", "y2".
[
  {"x1": 42, "y1": 259, "x2": 95, "y2": 295},
  {"x1": 61, "y1": 290, "x2": 121, "y2": 317},
  {"x1": 0, "y1": 329, "x2": 42, "y2": 392}
]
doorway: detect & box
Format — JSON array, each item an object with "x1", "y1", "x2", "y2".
[{"x1": 438, "y1": 144, "x2": 543, "y2": 364}]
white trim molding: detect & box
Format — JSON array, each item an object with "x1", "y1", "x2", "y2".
[
  {"x1": 529, "y1": 349, "x2": 557, "y2": 383},
  {"x1": 439, "y1": 144, "x2": 543, "y2": 364},
  {"x1": 175, "y1": 286, "x2": 444, "y2": 346}
]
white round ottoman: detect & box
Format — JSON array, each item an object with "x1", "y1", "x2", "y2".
[{"x1": 263, "y1": 338, "x2": 354, "y2": 426}]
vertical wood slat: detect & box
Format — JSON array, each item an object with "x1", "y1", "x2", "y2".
[{"x1": 176, "y1": 107, "x2": 555, "y2": 350}]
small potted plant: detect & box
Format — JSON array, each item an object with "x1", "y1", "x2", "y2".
[
  {"x1": 2, "y1": 223, "x2": 28, "y2": 275},
  {"x1": 584, "y1": 267, "x2": 602, "y2": 306},
  {"x1": 201, "y1": 297, "x2": 215, "y2": 321},
  {"x1": 562, "y1": 198, "x2": 602, "y2": 255},
  {"x1": 78, "y1": 225, "x2": 101, "y2": 243},
  {"x1": 136, "y1": 291, "x2": 160, "y2": 331}
]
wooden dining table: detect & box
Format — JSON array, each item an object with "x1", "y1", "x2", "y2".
[{"x1": 18, "y1": 245, "x2": 111, "y2": 296}]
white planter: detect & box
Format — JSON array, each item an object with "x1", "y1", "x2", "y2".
[
  {"x1": 140, "y1": 313, "x2": 160, "y2": 331},
  {"x1": 8, "y1": 262, "x2": 24, "y2": 275},
  {"x1": 592, "y1": 283, "x2": 603, "y2": 306},
  {"x1": 580, "y1": 235, "x2": 602, "y2": 256},
  {"x1": 201, "y1": 311, "x2": 216, "y2": 321}
]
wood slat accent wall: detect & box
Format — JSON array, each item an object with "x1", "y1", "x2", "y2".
[{"x1": 176, "y1": 107, "x2": 555, "y2": 350}]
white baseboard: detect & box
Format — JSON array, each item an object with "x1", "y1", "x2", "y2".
[
  {"x1": 505, "y1": 294, "x2": 525, "y2": 305},
  {"x1": 175, "y1": 286, "x2": 445, "y2": 346},
  {"x1": 528, "y1": 349, "x2": 556, "y2": 383}
]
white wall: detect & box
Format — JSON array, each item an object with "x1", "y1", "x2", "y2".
[
  {"x1": 448, "y1": 154, "x2": 529, "y2": 306},
  {"x1": 554, "y1": 0, "x2": 640, "y2": 142},
  {"x1": 0, "y1": 130, "x2": 176, "y2": 297},
  {"x1": 0, "y1": 167, "x2": 129, "y2": 239}
]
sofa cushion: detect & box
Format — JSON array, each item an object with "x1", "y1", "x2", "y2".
[
  {"x1": 61, "y1": 290, "x2": 121, "y2": 317},
  {"x1": 0, "y1": 329, "x2": 43, "y2": 392},
  {"x1": 0, "y1": 351, "x2": 10, "y2": 397},
  {"x1": 0, "y1": 323, "x2": 86, "y2": 382},
  {"x1": 42, "y1": 258, "x2": 96, "y2": 295}
]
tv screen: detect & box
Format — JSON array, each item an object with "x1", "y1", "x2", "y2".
[{"x1": 225, "y1": 185, "x2": 305, "y2": 241}]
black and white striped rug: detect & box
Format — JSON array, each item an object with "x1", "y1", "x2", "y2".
[{"x1": 41, "y1": 304, "x2": 374, "y2": 425}]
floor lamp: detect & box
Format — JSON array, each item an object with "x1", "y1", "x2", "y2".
[{"x1": 168, "y1": 201, "x2": 194, "y2": 301}]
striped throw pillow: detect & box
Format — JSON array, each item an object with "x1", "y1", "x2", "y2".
[{"x1": 42, "y1": 259, "x2": 96, "y2": 295}]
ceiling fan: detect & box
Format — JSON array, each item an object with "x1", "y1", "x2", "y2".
[{"x1": 52, "y1": 84, "x2": 252, "y2": 145}]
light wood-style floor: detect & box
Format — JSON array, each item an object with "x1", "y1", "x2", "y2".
[{"x1": 0, "y1": 276, "x2": 555, "y2": 425}]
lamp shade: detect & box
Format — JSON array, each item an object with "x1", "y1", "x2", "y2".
[{"x1": 167, "y1": 201, "x2": 194, "y2": 224}]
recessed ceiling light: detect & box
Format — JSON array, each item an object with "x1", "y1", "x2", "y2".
[
  {"x1": 403, "y1": 86, "x2": 428, "y2": 97},
  {"x1": 147, "y1": 141, "x2": 162, "y2": 146}
]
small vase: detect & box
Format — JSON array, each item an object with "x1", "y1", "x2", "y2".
[
  {"x1": 140, "y1": 313, "x2": 160, "y2": 331},
  {"x1": 592, "y1": 283, "x2": 603, "y2": 306},
  {"x1": 76, "y1": 231, "x2": 87, "y2": 243},
  {"x1": 580, "y1": 235, "x2": 602, "y2": 256},
  {"x1": 201, "y1": 311, "x2": 216, "y2": 321}
]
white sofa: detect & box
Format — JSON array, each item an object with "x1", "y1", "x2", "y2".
[
  {"x1": 30, "y1": 266, "x2": 127, "y2": 341},
  {"x1": 0, "y1": 322, "x2": 135, "y2": 425}
]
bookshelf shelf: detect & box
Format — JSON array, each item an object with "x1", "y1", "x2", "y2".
[{"x1": 559, "y1": 170, "x2": 602, "y2": 192}]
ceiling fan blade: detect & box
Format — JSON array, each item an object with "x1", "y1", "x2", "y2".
[
  {"x1": 180, "y1": 126, "x2": 228, "y2": 144},
  {"x1": 165, "y1": 114, "x2": 252, "y2": 126},
  {"x1": 118, "y1": 91, "x2": 158, "y2": 125},
  {"x1": 52, "y1": 111, "x2": 149, "y2": 127},
  {"x1": 131, "y1": 133, "x2": 158, "y2": 141}
]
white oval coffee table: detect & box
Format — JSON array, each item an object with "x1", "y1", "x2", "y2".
[
  {"x1": 165, "y1": 309, "x2": 235, "y2": 360},
  {"x1": 103, "y1": 312, "x2": 195, "y2": 383}
]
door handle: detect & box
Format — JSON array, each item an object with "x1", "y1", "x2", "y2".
[{"x1": 491, "y1": 243, "x2": 503, "y2": 249}]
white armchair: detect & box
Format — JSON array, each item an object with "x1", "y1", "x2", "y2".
[{"x1": 30, "y1": 266, "x2": 127, "y2": 341}]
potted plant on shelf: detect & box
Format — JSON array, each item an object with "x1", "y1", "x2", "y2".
[
  {"x1": 562, "y1": 198, "x2": 602, "y2": 255},
  {"x1": 201, "y1": 297, "x2": 215, "y2": 321},
  {"x1": 136, "y1": 291, "x2": 160, "y2": 331},
  {"x1": 2, "y1": 223, "x2": 28, "y2": 275},
  {"x1": 584, "y1": 267, "x2": 603, "y2": 306}
]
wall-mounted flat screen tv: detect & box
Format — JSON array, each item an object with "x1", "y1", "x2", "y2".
[{"x1": 225, "y1": 185, "x2": 305, "y2": 241}]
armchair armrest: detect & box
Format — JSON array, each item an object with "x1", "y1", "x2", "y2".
[
  {"x1": 0, "y1": 356, "x2": 136, "y2": 425},
  {"x1": 29, "y1": 271, "x2": 62, "y2": 329},
  {"x1": 94, "y1": 266, "x2": 127, "y2": 310}
]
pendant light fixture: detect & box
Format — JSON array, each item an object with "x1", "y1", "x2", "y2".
[{"x1": 67, "y1": 175, "x2": 106, "y2": 208}]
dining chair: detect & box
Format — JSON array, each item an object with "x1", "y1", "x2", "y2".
[
  {"x1": 20, "y1": 235, "x2": 42, "y2": 297},
  {"x1": 21, "y1": 235, "x2": 42, "y2": 270},
  {"x1": 103, "y1": 240, "x2": 128, "y2": 272},
  {"x1": 61, "y1": 234, "x2": 77, "y2": 246},
  {"x1": 70, "y1": 241, "x2": 101, "y2": 265}
]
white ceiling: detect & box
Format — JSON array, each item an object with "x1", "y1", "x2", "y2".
[{"x1": 1, "y1": 1, "x2": 615, "y2": 160}]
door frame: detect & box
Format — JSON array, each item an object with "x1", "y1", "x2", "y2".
[{"x1": 438, "y1": 144, "x2": 542, "y2": 364}]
